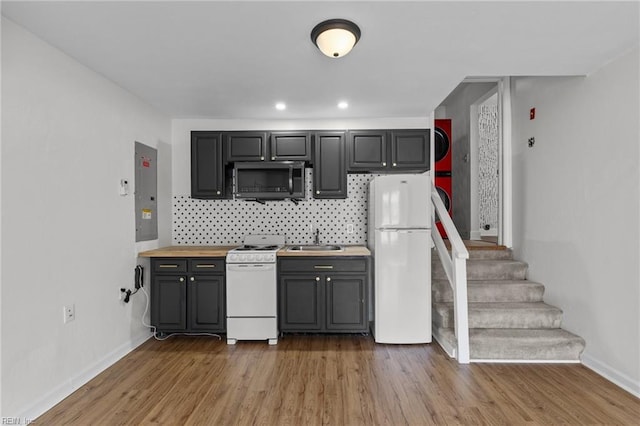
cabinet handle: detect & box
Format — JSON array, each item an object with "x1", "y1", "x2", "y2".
[
  {"x1": 195, "y1": 264, "x2": 216, "y2": 268},
  {"x1": 393, "y1": 162, "x2": 397, "y2": 167},
  {"x1": 216, "y1": 190, "x2": 221, "y2": 195},
  {"x1": 271, "y1": 156, "x2": 275, "y2": 160},
  {"x1": 326, "y1": 277, "x2": 331, "y2": 282},
  {"x1": 316, "y1": 190, "x2": 320, "y2": 194},
  {"x1": 382, "y1": 162, "x2": 387, "y2": 166},
  {"x1": 159, "y1": 264, "x2": 179, "y2": 268},
  {"x1": 314, "y1": 265, "x2": 334, "y2": 269},
  {"x1": 260, "y1": 156, "x2": 265, "y2": 161},
  {"x1": 316, "y1": 277, "x2": 320, "y2": 281},
  {"x1": 179, "y1": 277, "x2": 185, "y2": 282},
  {"x1": 190, "y1": 277, "x2": 195, "y2": 282}
]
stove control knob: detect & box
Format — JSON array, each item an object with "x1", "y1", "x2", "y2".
[{"x1": 229, "y1": 254, "x2": 237, "y2": 262}]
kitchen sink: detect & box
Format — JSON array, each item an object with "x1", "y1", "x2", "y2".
[{"x1": 287, "y1": 245, "x2": 344, "y2": 252}]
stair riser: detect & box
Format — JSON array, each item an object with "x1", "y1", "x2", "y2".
[
  {"x1": 432, "y1": 261, "x2": 527, "y2": 281},
  {"x1": 470, "y1": 339, "x2": 585, "y2": 360},
  {"x1": 433, "y1": 327, "x2": 586, "y2": 361},
  {"x1": 432, "y1": 281, "x2": 544, "y2": 303},
  {"x1": 434, "y1": 308, "x2": 562, "y2": 329}
]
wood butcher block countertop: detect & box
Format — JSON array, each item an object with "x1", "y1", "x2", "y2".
[
  {"x1": 138, "y1": 246, "x2": 237, "y2": 258},
  {"x1": 138, "y1": 245, "x2": 370, "y2": 258}
]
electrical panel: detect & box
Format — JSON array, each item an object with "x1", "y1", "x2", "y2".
[{"x1": 135, "y1": 141, "x2": 158, "y2": 241}]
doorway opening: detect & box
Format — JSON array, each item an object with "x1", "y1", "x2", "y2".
[{"x1": 434, "y1": 77, "x2": 512, "y2": 247}]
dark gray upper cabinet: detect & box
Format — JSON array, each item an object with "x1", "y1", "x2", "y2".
[
  {"x1": 225, "y1": 131, "x2": 268, "y2": 162},
  {"x1": 313, "y1": 131, "x2": 347, "y2": 199},
  {"x1": 269, "y1": 131, "x2": 311, "y2": 162},
  {"x1": 347, "y1": 129, "x2": 430, "y2": 172},
  {"x1": 191, "y1": 131, "x2": 225, "y2": 199},
  {"x1": 347, "y1": 130, "x2": 388, "y2": 171},
  {"x1": 390, "y1": 130, "x2": 430, "y2": 170}
]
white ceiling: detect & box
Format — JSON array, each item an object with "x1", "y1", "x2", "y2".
[{"x1": 2, "y1": 1, "x2": 638, "y2": 120}]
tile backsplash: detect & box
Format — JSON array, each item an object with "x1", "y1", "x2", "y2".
[{"x1": 173, "y1": 171, "x2": 377, "y2": 245}]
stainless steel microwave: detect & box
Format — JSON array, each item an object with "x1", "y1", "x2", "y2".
[{"x1": 234, "y1": 161, "x2": 305, "y2": 200}]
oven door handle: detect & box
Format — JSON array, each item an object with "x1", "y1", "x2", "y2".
[{"x1": 227, "y1": 263, "x2": 275, "y2": 272}]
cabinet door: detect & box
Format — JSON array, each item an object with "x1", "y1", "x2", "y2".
[
  {"x1": 270, "y1": 131, "x2": 311, "y2": 161},
  {"x1": 279, "y1": 275, "x2": 323, "y2": 331},
  {"x1": 151, "y1": 275, "x2": 187, "y2": 331},
  {"x1": 348, "y1": 130, "x2": 388, "y2": 171},
  {"x1": 188, "y1": 275, "x2": 225, "y2": 331},
  {"x1": 191, "y1": 132, "x2": 225, "y2": 199},
  {"x1": 313, "y1": 131, "x2": 347, "y2": 199},
  {"x1": 325, "y1": 275, "x2": 367, "y2": 331},
  {"x1": 225, "y1": 132, "x2": 268, "y2": 162},
  {"x1": 390, "y1": 130, "x2": 430, "y2": 171}
]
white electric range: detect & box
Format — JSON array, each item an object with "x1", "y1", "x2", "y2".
[{"x1": 225, "y1": 235, "x2": 285, "y2": 345}]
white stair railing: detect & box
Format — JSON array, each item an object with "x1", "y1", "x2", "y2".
[{"x1": 431, "y1": 181, "x2": 470, "y2": 363}]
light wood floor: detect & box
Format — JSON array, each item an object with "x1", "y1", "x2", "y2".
[{"x1": 37, "y1": 335, "x2": 639, "y2": 425}]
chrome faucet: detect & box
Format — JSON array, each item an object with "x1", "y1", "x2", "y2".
[{"x1": 314, "y1": 227, "x2": 320, "y2": 245}]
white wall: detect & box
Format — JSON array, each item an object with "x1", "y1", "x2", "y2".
[
  {"x1": 1, "y1": 18, "x2": 172, "y2": 418},
  {"x1": 511, "y1": 48, "x2": 639, "y2": 395},
  {"x1": 171, "y1": 118, "x2": 430, "y2": 196}
]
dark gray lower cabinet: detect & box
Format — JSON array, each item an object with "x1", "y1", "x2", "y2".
[
  {"x1": 279, "y1": 275, "x2": 323, "y2": 331},
  {"x1": 278, "y1": 257, "x2": 369, "y2": 333},
  {"x1": 151, "y1": 258, "x2": 225, "y2": 334}
]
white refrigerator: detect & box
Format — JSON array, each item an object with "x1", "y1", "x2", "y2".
[{"x1": 368, "y1": 174, "x2": 432, "y2": 344}]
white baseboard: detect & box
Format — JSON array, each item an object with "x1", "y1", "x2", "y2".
[
  {"x1": 469, "y1": 230, "x2": 482, "y2": 240},
  {"x1": 582, "y1": 353, "x2": 640, "y2": 398},
  {"x1": 471, "y1": 359, "x2": 581, "y2": 364},
  {"x1": 17, "y1": 332, "x2": 151, "y2": 421}
]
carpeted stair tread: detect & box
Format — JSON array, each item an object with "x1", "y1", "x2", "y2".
[
  {"x1": 433, "y1": 247, "x2": 513, "y2": 260},
  {"x1": 435, "y1": 327, "x2": 585, "y2": 360},
  {"x1": 431, "y1": 247, "x2": 586, "y2": 362},
  {"x1": 433, "y1": 302, "x2": 563, "y2": 329},
  {"x1": 432, "y1": 279, "x2": 545, "y2": 303},
  {"x1": 432, "y1": 259, "x2": 528, "y2": 281}
]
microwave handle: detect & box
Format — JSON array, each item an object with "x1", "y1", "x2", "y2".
[{"x1": 288, "y1": 166, "x2": 293, "y2": 195}]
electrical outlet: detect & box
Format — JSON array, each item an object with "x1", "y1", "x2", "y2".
[
  {"x1": 63, "y1": 304, "x2": 75, "y2": 324},
  {"x1": 346, "y1": 223, "x2": 354, "y2": 234}
]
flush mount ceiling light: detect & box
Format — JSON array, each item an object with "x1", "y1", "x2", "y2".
[{"x1": 311, "y1": 19, "x2": 361, "y2": 58}]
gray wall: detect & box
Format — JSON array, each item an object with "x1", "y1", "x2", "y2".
[{"x1": 438, "y1": 83, "x2": 496, "y2": 238}]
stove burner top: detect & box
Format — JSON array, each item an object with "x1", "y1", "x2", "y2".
[{"x1": 235, "y1": 245, "x2": 280, "y2": 251}]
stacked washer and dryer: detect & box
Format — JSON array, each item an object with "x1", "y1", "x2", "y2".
[{"x1": 434, "y1": 119, "x2": 453, "y2": 236}]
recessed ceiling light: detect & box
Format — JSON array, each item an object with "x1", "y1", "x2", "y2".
[
  {"x1": 275, "y1": 102, "x2": 286, "y2": 110},
  {"x1": 338, "y1": 101, "x2": 349, "y2": 109}
]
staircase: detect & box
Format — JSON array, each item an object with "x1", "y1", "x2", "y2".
[{"x1": 432, "y1": 247, "x2": 586, "y2": 361}]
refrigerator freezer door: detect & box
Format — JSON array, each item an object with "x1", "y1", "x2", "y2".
[
  {"x1": 374, "y1": 229, "x2": 431, "y2": 344},
  {"x1": 373, "y1": 174, "x2": 431, "y2": 229}
]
